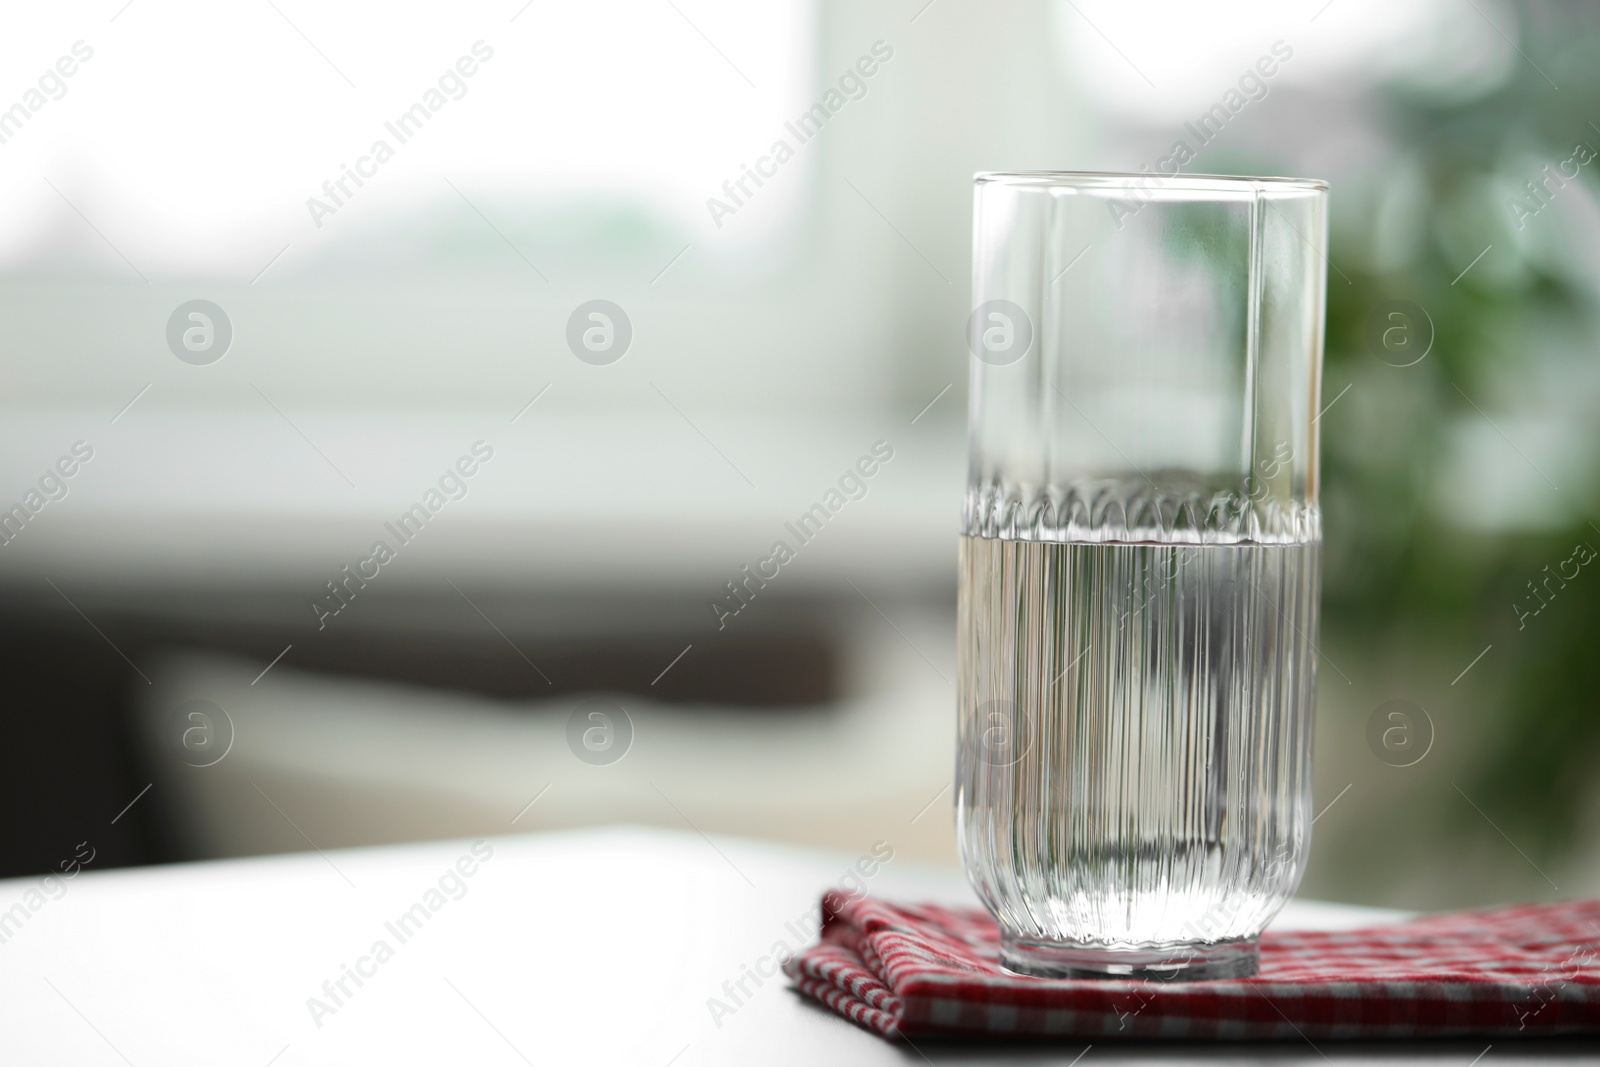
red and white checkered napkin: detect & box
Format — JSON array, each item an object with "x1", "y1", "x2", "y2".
[{"x1": 783, "y1": 892, "x2": 1600, "y2": 1041}]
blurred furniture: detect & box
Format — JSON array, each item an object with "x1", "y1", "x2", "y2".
[
  {"x1": 131, "y1": 596, "x2": 957, "y2": 866},
  {"x1": 0, "y1": 408, "x2": 965, "y2": 876}
]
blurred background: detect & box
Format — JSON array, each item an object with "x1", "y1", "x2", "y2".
[{"x1": 1, "y1": 0, "x2": 1597, "y2": 911}]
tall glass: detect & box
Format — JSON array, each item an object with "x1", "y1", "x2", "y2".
[{"x1": 956, "y1": 172, "x2": 1328, "y2": 980}]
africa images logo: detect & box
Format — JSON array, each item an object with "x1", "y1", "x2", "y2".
[{"x1": 166, "y1": 300, "x2": 233, "y2": 365}]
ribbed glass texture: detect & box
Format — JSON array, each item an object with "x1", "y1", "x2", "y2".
[
  {"x1": 956, "y1": 172, "x2": 1328, "y2": 977},
  {"x1": 957, "y1": 536, "x2": 1319, "y2": 948}
]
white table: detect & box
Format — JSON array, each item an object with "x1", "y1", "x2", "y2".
[{"x1": 0, "y1": 828, "x2": 1583, "y2": 1064}]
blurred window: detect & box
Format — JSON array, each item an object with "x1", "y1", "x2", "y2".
[{"x1": 0, "y1": 1, "x2": 817, "y2": 277}]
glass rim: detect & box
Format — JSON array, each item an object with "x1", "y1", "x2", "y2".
[{"x1": 974, "y1": 170, "x2": 1328, "y2": 192}]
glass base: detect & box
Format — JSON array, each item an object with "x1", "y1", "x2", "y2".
[{"x1": 1000, "y1": 934, "x2": 1259, "y2": 981}]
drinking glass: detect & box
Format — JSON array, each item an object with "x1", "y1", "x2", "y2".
[{"x1": 956, "y1": 172, "x2": 1328, "y2": 980}]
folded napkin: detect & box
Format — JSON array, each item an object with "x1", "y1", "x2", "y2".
[{"x1": 783, "y1": 892, "x2": 1600, "y2": 1041}]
